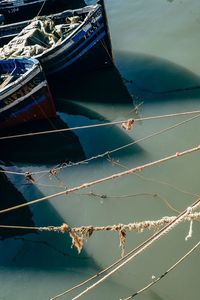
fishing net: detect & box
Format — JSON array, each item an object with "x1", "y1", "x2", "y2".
[{"x1": 0, "y1": 15, "x2": 81, "y2": 58}]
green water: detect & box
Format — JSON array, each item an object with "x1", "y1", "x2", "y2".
[{"x1": 1, "y1": 0, "x2": 200, "y2": 299}]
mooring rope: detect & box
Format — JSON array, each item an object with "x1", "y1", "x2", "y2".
[
  {"x1": 35, "y1": 0, "x2": 48, "y2": 18},
  {"x1": 120, "y1": 239, "x2": 200, "y2": 299},
  {"x1": 79, "y1": 191, "x2": 179, "y2": 213},
  {"x1": 0, "y1": 212, "x2": 199, "y2": 260},
  {"x1": 0, "y1": 110, "x2": 200, "y2": 141},
  {"x1": 0, "y1": 212, "x2": 199, "y2": 235},
  {"x1": 1, "y1": 208, "x2": 194, "y2": 298},
  {"x1": 0, "y1": 144, "x2": 200, "y2": 215},
  {"x1": 69, "y1": 201, "x2": 200, "y2": 300},
  {"x1": 1, "y1": 112, "x2": 200, "y2": 177},
  {"x1": 50, "y1": 199, "x2": 200, "y2": 300}
]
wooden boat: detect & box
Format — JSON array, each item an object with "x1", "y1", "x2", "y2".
[
  {"x1": 0, "y1": 0, "x2": 85, "y2": 24},
  {"x1": 0, "y1": 1, "x2": 113, "y2": 76},
  {"x1": 0, "y1": 57, "x2": 55, "y2": 129}
]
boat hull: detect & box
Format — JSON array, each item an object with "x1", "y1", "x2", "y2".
[
  {"x1": 40, "y1": 4, "x2": 113, "y2": 76},
  {"x1": 0, "y1": 2, "x2": 113, "y2": 76},
  {"x1": 0, "y1": 58, "x2": 55, "y2": 130},
  {"x1": 0, "y1": 0, "x2": 85, "y2": 24}
]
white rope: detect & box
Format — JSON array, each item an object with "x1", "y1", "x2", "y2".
[
  {"x1": 1, "y1": 112, "x2": 200, "y2": 177},
  {"x1": 121, "y1": 239, "x2": 200, "y2": 299},
  {"x1": 70, "y1": 203, "x2": 199, "y2": 300},
  {"x1": 0, "y1": 110, "x2": 200, "y2": 141},
  {"x1": 1, "y1": 144, "x2": 200, "y2": 215}
]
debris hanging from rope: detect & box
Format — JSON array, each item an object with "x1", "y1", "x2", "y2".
[
  {"x1": 0, "y1": 212, "x2": 200, "y2": 255},
  {"x1": 0, "y1": 144, "x2": 200, "y2": 216}
]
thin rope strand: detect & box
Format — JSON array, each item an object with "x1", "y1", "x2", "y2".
[
  {"x1": 0, "y1": 110, "x2": 200, "y2": 140},
  {"x1": 1, "y1": 112, "x2": 200, "y2": 177},
  {"x1": 121, "y1": 240, "x2": 200, "y2": 299},
  {"x1": 51, "y1": 199, "x2": 200, "y2": 300},
  {"x1": 0, "y1": 144, "x2": 200, "y2": 215}
]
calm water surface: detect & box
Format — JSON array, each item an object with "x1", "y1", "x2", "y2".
[{"x1": 1, "y1": 0, "x2": 200, "y2": 299}]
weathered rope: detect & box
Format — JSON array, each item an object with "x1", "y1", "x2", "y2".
[
  {"x1": 50, "y1": 200, "x2": 200, "y2": 300},
  {"x1": 1, "y1": 144, "x2": 200, "y2": 215},
  {"x1": 1, "y1": 112, "x2": 199, "y2": 178},
  {"x1": 70, "y1": 202, "x2": 200, "y2": 300},
  {"x1": 1, "y1": 212, "x2": 200, "y2": 254},
  {"x1": 1, "y1": 112, "x2": 199, "y2": 177},
  {"x1": 0, "y1": 110, "x2": 200, "y2": 141},
  {"x1": 0, "y1": 144, "x2": 200, "y2": 215},
  {"x1": 120, "y1": 239, "x2": 200, "y2": 299}
]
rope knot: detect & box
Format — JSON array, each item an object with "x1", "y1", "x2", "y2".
[
  {"x1": 121, "y1": 119, "x2": 135, "y2": 131},
  {"x1": 60, "y1": 223, "x2": 69, "y2": 233},
  {"x1": 49, "y1": 169, "x2": 57, "y2": 177},
  {"x1": 25, "y1": 172, "x2": 35, "y2": 183}
]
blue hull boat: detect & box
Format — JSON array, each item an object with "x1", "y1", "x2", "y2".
[
  {"x1": 0, "y1": 0, "x2": 85, "y2": 24},
  {"x1": 0, "y1": 57, "x2": 55, "y2": 129},
  {"x1": 0, "y1": 1, "x2": 113, "y2": 77}
]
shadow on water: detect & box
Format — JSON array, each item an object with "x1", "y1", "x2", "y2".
[
  {"x1": 50, "y1": 65, "x2": 133, "y2": 105},
  {"x1": 0, "y1": 169, "x2": 95, "y2": 270},
  {"x1": 0, "y1": 62, "x2": 146, "y2": 269},
  {"x1": 0, "y1": 170, "x2": 128, "y2": 298},
  {"x1": 114, "y1": 50, "x2": 200, "y2": 103},
  {"x1": 0, "y1": 102, "x2": 144, "y2": 164},
  {"x1": 0, "y1": 60, "x2": 145, "y2": 267},
  {"x1": 59, "y1": 104, "x2": 145, "y2": 157},
  {"x1": 0, "y1": 65, "x2": 145, "y2": 164},
  {"x1": 0, "y1": 169, "x2": 35, "y2": 239},
  {"x1": 0, "y1": 116, "x2": 86, "y2": 164}
]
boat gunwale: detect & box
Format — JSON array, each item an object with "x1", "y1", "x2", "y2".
[
  {"x1": 35, "y1": 4, "x2": 102, "y2": 60},
  {"x1": 0, "y1": 3, "x2": 102, "y2": 61},
  {"x1": 0, "y1": 0, "x2": 45, "y2": 9},
  {"x1": 0, "y1": 58, "x2": 41, "y2": 97},
  {"x1": 0, "y1": 4, "x2": 98, "y2": 32}
]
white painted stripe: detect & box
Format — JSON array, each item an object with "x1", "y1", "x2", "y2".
[
  {"x1": 0, "y1": 81, "x2": 47, "y2": 113},
  {"x1": 0, "y1": 65, "x2": 40, "y2": 100},
  {"x1": 50, "y1": 30, "x2": 106, "y2": 74}
]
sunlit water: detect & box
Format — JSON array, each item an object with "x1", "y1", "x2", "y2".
[{"x1": 1, "y1": 0, "x2": 200, "y2": 299}]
